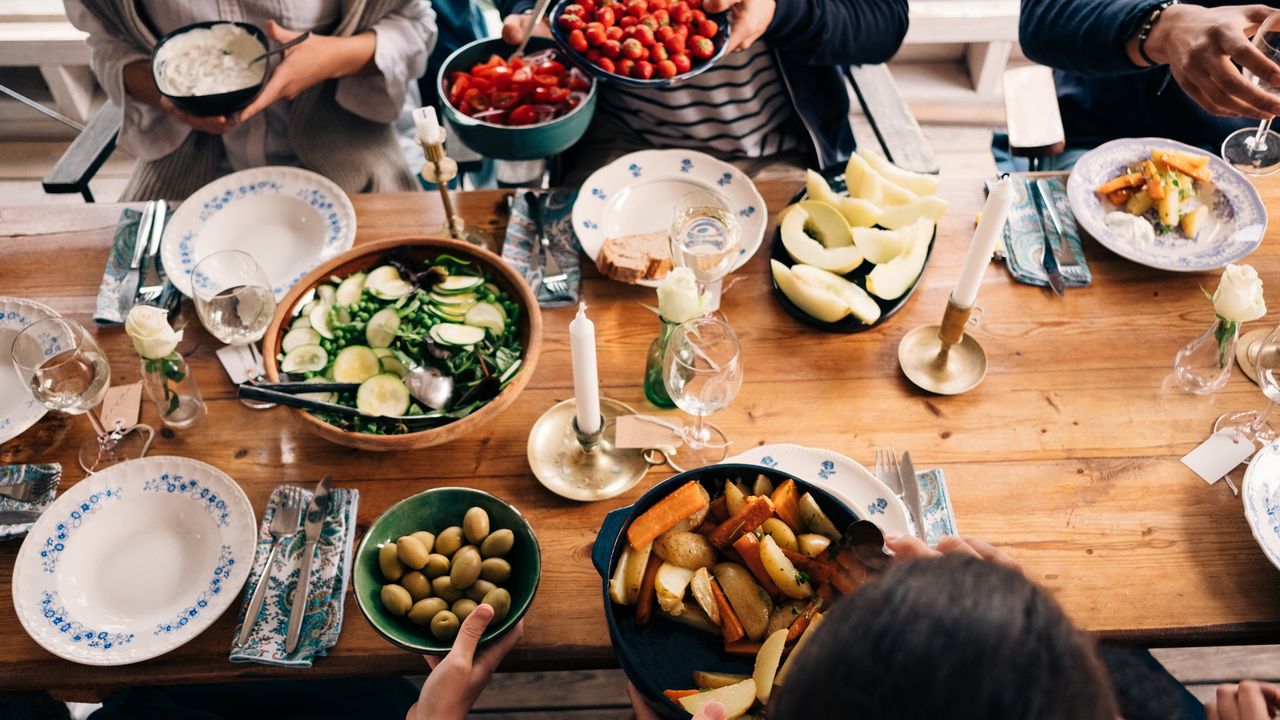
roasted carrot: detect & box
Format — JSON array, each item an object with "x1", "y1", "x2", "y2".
[
  {"x1": 769, "y1": 479, "x2": 806, "y2": 533},
  {"x1": 781, "y1": 548, "x2": 835, "y2": 585},
  {"x1": 695, "y1": 519, "x2": 718, "y2": 535},
  {"x1": 723, "y1": 639, "x2": 764, "y2": 655},
  {"x1": 1142, "y1": 161, "x2": 1166, "y2": 200},
  {"x1": 635, "y1": 552, "x2": 663, "y2": 626},
  {"x1": 1153, "y1": 149, "x2": 1212, "y2": 183},
  {"x1": 830, "y1": 569, "x2": 860, "y2": 595},
  {"x1": 1096, "y1": 172, "x2": 1145, "y2": 194},
  {"x1": 1105, "y1": 188, "x2": 1134, "y2": 206},
  {"x1": 709, "y1": 578, "x2": 745, "y2": 642},
  {"x1": 708, "y1": 494, "x2": 730, "y2": 523},
  {"x1": 627, "y1": 481, "x2": 710, "y2": 550},
  {"x1": 664, "y1": 689, "x2": 702, "y2": 702},
  {"x1": 816, "y1": 581, "x2": 836, "y2": 606},
  {"x1": 732, "y1": 533, "x2": 784, "y2": 596},
  {"x1": 786, "y1": 601, "x2": 820, "y2": 643},
  {"x1": 708, "y1": 496, "x2": 775, "y2": 549}
]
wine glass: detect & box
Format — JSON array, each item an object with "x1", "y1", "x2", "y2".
[
  {"x1": 669, "y1": 189, "x2": 742, "y2": 311},
  {"x1": 1222, "y1": 11, "x2": 1280, "y2": 175},
  {"x1": 11, "y1": 318, "x2": 154, "y2": 473},
  {"x1": 192, "y1": 250, "x2": 277, "y2": 409},
  {"x1": 663, "y1": 315, "x2": 743, "y2": 469},
  {"x1": 1214, "y1": 323, "x2": 1280, "y2": 442}
]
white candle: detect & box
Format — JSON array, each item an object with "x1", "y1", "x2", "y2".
[
  {"x1": 413, "y1": 106, "x2": 442, "y2": 145},
  {"x1": 569, "y1": 302, "x2": 602, "y2": 435},
  {"x1": 952, "y1": 176, "x2": 1016, "y2": 308}
]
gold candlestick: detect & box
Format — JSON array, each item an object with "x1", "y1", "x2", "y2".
[
  {"x1": 417, "y1": 136, "x2": 495, "y2": 252},
  {"x1": 526, "y1": 397, "x2": 651, "y2": 502},
  {"x1": 897, "y1": 297, "x2": 988, "y2": 395}
]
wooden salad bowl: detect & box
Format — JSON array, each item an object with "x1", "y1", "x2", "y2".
[{"x1": 261, "y1": 236, "x2": 543, "y2": 452}]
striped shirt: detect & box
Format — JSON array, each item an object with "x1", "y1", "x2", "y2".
[{"x1": 598, "y1": 45, "x2": 802, "y2": 158}]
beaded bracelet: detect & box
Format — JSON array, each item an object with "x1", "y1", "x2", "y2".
[{"x1": 1136, "y1": 0, "x2": 1179, "y2": 67}]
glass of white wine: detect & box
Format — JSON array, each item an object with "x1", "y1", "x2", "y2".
[
  {"x1": 1222, "y1": 11, "x2": 1280, "y2": 175},
  {"x1": 663, "y1": 315, "x2": 743, "y2": 468},
  {"x1": 669, "y1": 189, "x2": 741, "y2": 311},
  {"x1": 1215, "y1": 323, "x2": 1280, "y2": 442},
  {"x1": 192, "y1": 250, "x2": 277, "y2": 409},
  {"x1": 11, "y1": 318, "x2": 154, "y2": 473}
]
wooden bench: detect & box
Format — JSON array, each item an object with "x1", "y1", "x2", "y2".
[{"x1": 0, "y1": 1, "x2": 96, "y2": 125}]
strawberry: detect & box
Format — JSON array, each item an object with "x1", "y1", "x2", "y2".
[
  {"x1": 578, "y1": 0, "x2": 597, "y2": 12},
  {"x1": 649, "y1": 43, "x2": 669, "y2": 62},
  {"x1": 671, "y1": 52, "x2": 691, "y2": 74},
  {"x1": 601, "y1": 38, "x2": 623, "y2": 59},
  {"x1": 656, "y1": 59, "x2": 678, "y2": 78},
  {"x1": 634, "y1": 60, "x2": 655, "y2": 80},
  {"x1": 622, "y1": 37, "x2": 647, "y2": 61},
  {"x1": 670, "y1": 1, "x2": 692, "y2": 24},
  {"x1": 556, "y1": 13, "x2": 586, "y2": 31},
  {"x1": 698, "y1": 18, "x2": 718, "y2": 37},
  {"x1": 617, "y1": 58, "x2": 636, "y2": 77},
  {"x1": 626, "y1": 0, "x2": 648, "y2": 17},
  {"x1": 595, "y1": 56, "x2": 617, "y2": 74},
  {"x1": 567, "y1": 28, "x2": 589, "y2": 52},
  {"x1": 691, "y1": 9, "x2": 706, "y2": 24},
  {"x1": 651, "y1": 9, "x2": 670, "y2": 26},
  {"x1": 594, "y1": 6, "x2": 616, "y2": 26},
  {"x1": 584, "y1": 22, "x2": 607, "y2": 46},
  {"x1": 633, "y1": 25, "x2": 656, "y2": 46},
  {"x1": 619, "y1": 14, "x2": 639, "y2": 27},
  {"x1": 655, "y1": 26, "x2": 674, "y2": 42},
  {"x1": 663, "y1": 35, "x2": 686, "y2": 55},
  {"x1": 606, "y1": 25, "x2": 624, "y2": 40},
  {"x1": 689, "y1": 35, "x2": 714, "y2": 60}
]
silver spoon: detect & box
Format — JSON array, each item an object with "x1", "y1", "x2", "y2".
[
  {"x1": 249, "y1": 31, "x2": 311, "y2": 65},
  {"x1": 512, "y1": 0, "x2": 554, "y2": 58},
  {"x1": 404, "y1": 364, "x2": 454, "y2": 410},
  {"x1": 846, "y1": 520, "x2": 893, "y2": 572}
]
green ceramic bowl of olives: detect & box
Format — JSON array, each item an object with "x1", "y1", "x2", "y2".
[{"x1": 353, "y1": 487, "x2": 541, "y2": 654}]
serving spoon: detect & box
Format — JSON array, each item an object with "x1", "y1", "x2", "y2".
[
  {"x1": 237, "y1": 384, "x2": 448, "y2": 425},
  {"x1": 248, "y1": 31, "x2": 311, "y2": 65},
  {"x1": 512, "y1": 0, "x2": 554, "y2": 58}
]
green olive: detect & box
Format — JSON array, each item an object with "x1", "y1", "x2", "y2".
[
  {"x1": 465, "y1": 579, "x2": 497, "y2": 602},
  {"x1": 378, "y1": 543, "x2": 405, "y2": 582},
  {"x1": 480, "y1": 587, "x2": 512, "y2": 624},
  {"x1": 463, "y1": 507, "x2": 490, "y2": 545},
  {"x1": 450, "y1": 546, "x2": 482, "y2": 590},
  {"x1": 436, "y1": 526, "x2": 465, "y2": 557},
  {"x1": 396, "y1": 535, "x2": 430, "y2": 570},
  {"x1": 408, "y1": 597, "x2": 447, "y2": 626},
  {"x1": 424, "y1": 553, "x2": 451, "y2": 578},
  {"x1": 480, "y1": 557, "x2": 512, "y2": 584},
  {"x1": 409, "y1": 531, "x2": 436, "y2": 555},
  {"x1": 431, "y1": 610, "x2": 461, "y2": 641},
  {"x1": 380, "y1": 584, "x2": 413, "y2": 616},
  {"x1": 480, "y1": 529, "x2": 514, "y2": 558},
  {"x1": 401, "y1": 571, "x2": 432, "y2": 601},
  {"x1": 452, "y1": 598, "x2": 478, "y2": 621},
  {"x1": 431, "y1": 574, "x2": 464, "y2": 603}
]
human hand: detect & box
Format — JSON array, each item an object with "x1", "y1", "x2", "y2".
[
  {"x1": 626, "y1": 682, "x2": 727, "y2": 720},
  {"x1": 238, "y1": 20, "x2": 377, "y2": 122},
  {"x1": 121, "y1": 60, "x2": 238, "y2": 134},
  {"x1": 501, "y1": 12, "x2": 553, "y2": 46},
  {"x1": 158, "y1": 97, "x2": 239, "y2": 135},
  {"x1": 702, "y1": 0, "x2": 776, "y2": 53},
  {"x1": 1205, "y1": 680, "x2": 1280, "y2": 719},
  {"x1": 885, "y1": 534, "x2": 1022, "y2": 574},
  {"x1": 1133, "y1": 3, "x2": 1280, "y2": 119},
  {"x1": 405, "y1": 604, "x2": 524, "y2": 720}
]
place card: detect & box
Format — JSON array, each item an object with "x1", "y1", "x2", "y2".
[
  {"x1": 1181, "y1": 430, "x2": 1257, "y2": 486},
  {"x1": 616, "y1": 415, "x2": 683, "y2": 450},
  {"x1": 216, "y1": 345, "x2": 260, "y2": 384},
  {"x1": 99, "y1": 382, "x2": 141, "y2": 428}
]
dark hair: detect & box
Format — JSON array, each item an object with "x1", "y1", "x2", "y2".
[{"x1": 770, "y1": 555, "x2": 1118, "y2": 720}]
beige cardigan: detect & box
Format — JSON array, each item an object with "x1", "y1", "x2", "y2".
[{"x1": 77, "y1": 0, "x2": 419, "y2": 200}]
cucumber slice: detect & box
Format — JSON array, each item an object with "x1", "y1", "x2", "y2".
[
  {"x1": 435, "y1": 300, "x2": 477, "y2": 315},
  {"x1": 332, "y1": 345, "x2": 382, "y2": 383},
  {"x1": 379, "y1": 354, "x2": 410, "y2": 378},
  {"x1": 297, "y1": 376, "x2": 336, "y2": 403},
  {"x1": 430, "y1": 323, "x2": 486, "y2": 347},
  {"x1": 366, "y1": 265, "x2": 414, "y2": 300},
  {"x1": 280, "y1": 344, "x2": 329, "y2": 374},
  {"x1": 316, "y1": 284, "x2": 337, "y2": 304},
  {"x1": 290, "y1": 316, "x2": 312, "y2": 330},
  {"x1": 483, "y1": 282, "x2": 502, "y2": 297},
  {"x1": 429, "y1": 291, "x2": 479, "y2": 306},
  {"x1": 464, "y1": 302, "x2": 506, "y2": 335},
  {"x1": 282, "y1": 327, "x2": 322, "y2": 353},
  {"x1": 365, "y1": 308, "x2": 401, "y2": 348},
  {"x1": 356, "y1": 374, "x2": 411, "y2": 417},
  {"x1": 427, "y1": 306, "x2": 468, "y2": 323},
  {"x1": 435, "y1": 275, "x2": 485, "y2": 294},
  {"x1": 335, "y1": 273, "x2": 366, "y2": 307},
  {"x1": 310, "y1": 304, "x2": 334, "y2": 339},
  {"x1": 300, "y1": 300, "x2": 317, "y2": 317}
]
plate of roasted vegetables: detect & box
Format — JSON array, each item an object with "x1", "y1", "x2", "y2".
[
  {"x1": 1066, "y1": 137, "x2": 1266, "y2": 272},
  {"x1": 593, "y1": 464, "x2": 870, "y2": 719}
]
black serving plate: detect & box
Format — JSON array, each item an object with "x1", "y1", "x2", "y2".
[
  {"x1": 151, "y1": 21, "x2": 267, "y2": 118},
  {"x1": 769, "y1": 163, "x2": 938, "y2": 333}
]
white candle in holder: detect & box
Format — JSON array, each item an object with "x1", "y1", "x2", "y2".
[
  {"x1": 569, "y1": 303, "x2": 602, "y2": 435},
  {"x1": 952, "y1": 176, "x2": 1016, "y2": 309},
  {"x1": 413, "y1": 106, "x2": 443, "y2": 145}
]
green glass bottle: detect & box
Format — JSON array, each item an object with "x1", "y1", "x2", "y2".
[{"x1": 643, "y1": 319, "x2": 679, "y2": 409}]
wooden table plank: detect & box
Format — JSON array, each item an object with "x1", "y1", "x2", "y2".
[{"x1": 3, "y1": 174, "x2": 1280, "y2": 694}]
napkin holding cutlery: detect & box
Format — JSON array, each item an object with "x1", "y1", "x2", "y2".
[
  {"x1": 0, "y1": 464, "x2": 60, "y2": 541},
  {"x1": 94, "y1": 207, "x2": 180, "y2": 326},
  {"x1": 992, "y1": 176, "x2": 1093, "y2": 289},
  {"x1": 230, "y1": 484, "x2": 359, "y2": 668},
  {"x1": 913, "y1": 468, "x2": 958, "y2": 547},
  {"x1": 501, "y1": 190, "x2": 582, "y2": 307}
]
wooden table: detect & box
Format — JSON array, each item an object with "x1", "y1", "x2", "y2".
[{"x1": 4, "y1": 175, "x2": 1280, "y2": 696}]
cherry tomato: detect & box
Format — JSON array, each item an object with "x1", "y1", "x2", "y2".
[
  {"x1": 533, "y1": 85, "x2": 571, "y2": 103},
  {"x1": 595, "y1": 56, "x2": 617, "y2": 74},
  {"x1": 511, "y1": 66, "x2": 533, "y2": 86},
  {"x1": 462, "y1": 88, "x2": 490, "y2": 113},
  {"x1": 690, "y1": 35, "x2": 714, "y2": 60},
  {"x1": 479, "y1": 63, "x2": 514, "y2": 88},
  {"x1": 594, "y1": 6, "x2": 616, "y2": 26},
  {"x1": 671, "y1": 52, "x2": 691, "y2": 74},
  {"x1": 601, "y1": 38, "x2": 623, "y2": 59},
  {"x1": 584, "y1": 23, "x2": 607, "y2": 45},
  {"x1": 616, "y1": 58, "x2": 636, "y2": 77},
  {"x1": 568, "y1": 71, "x2": 592, "y2": 91},
  {"x1": 537, "y1": 59, "x2": 567, "y2": 76},
  {"x1": 508, "y1": 105, "x2": 540, "y2": 126},
  {"x1": 567, "y1": 28, "x2": 589, "y2": 52},
  {"x1": 634, "y1": 59, "x2": 655, "y2": 80},
  {"x1": 621, "y1": 38, "x2": 646, "y2": 61},
  {"x1": 490, "y1": 91, "x2": 519, "y2": 110},
  {"x1": 698, "y1": 18, "x2": 718, "y2": 37},
  {"x1": 656, "y1": 59, "x2": 677, "y2": 78},
  {"x1": 606, "y1": 25, "x2": 624, "y2": 41}
]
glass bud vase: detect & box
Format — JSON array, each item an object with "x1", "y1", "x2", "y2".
[
  {"x1": 644, "y1": 319, "x2": 679, "y2": 409},
  {"x1": 1173, "y1": 317, "x2": 1239, "y2": 395},
  {"x1": 141, "y1": 353, "x2": 207, "y2": 429}
]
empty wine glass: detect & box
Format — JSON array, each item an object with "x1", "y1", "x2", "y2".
[
  {"x1": 669, "y1": 189, "x2": 742, "y2": 311},
  {"x1": 663, "y1": 315, "x2": 743, "y2": 468},
  {"x1": 192, "y1": 250, "x2": 277, "y2": 409},
  {"x1": 11, "y1": 318, "x2": 154, "y2": 473},
  {"x1": 1222, "y1": 11, "x2": 1280, "y2": 175},
  {"x1": 1214, "y1": 323, "x2": 1280, "y2": 442}
]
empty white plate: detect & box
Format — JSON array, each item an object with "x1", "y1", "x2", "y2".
[{"x1": 0, "y1": 297, "x2": 59, "y2": 447}]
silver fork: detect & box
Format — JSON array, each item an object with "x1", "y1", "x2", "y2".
[
  {"x1": 530, "y1": 192, "x2": 570, "y2": 299},
  {"x1": 136, "y1": 199, "x2": 167, "y2": 304},
  {"x1": 0, "y1": 472, "x2": 60, "y2": 504},
  {"x1": 874, "y1": 447, "x2": 902, "y2": 495},
  {"x1": 237, "y1": 491, "x2": 303, "y2": 644}
]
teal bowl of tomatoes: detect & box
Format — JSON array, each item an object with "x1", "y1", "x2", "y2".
[{"x1": 439, "y1": 37, "x2": 597, "y2": 161}]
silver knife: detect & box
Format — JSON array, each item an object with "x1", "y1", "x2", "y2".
[
  {"x1": 898, "y1": 451, "x2": 927, "y2": 540},
  {"x1": 0, "y1": 510, "x2": 42, "y2": 525},
  {"x1": 1033, "y1": 179, "x2": 1083, "y2": 270},
  {"x1": 1027, "y1": 179, "x2": 1066, "y2": 297},
  {"x1": 285, "y1": 475, "x2": 332, "y2": 653},
  {"x1": 148, "y1": 199, "x2": 167, "y2": 258},
  {"x1": 123, "y1": 201, "x2": 155, "y2": 305}
]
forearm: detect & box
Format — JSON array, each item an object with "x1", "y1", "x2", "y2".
[
  {"x1": 1020, "y1": 0, "x2": 1160, "y2": 76},
  {"x1": 122, "y1": 60, "x2": 164, "y2": 106},
  {"x1": 764, "y1": 0, "x2": 908, "y2": 65}
]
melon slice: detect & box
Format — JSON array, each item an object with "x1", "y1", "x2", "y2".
[
  {"x1": 875, "y1": 195, "x2": 949, "y2": 230},
  {"x1": 852, "y1": 225, "x2": 914, "y2": 265},
  {"x1": 791, "y1": 265, "x2": 881, "y2": 325},
  {"x1": 805, "y1": 169, "x2": 882, "y2": 227},
  {"x1": 779, "y1": 205, "x2": 864, "y2": 274},
  {"x1": 795, "y1": 201, "x2": 853, "y2": 248},
  {"x1": 861, "y1": 150, "x2": 940, "y2": 195},
  {"x1": 866, "y1": 219, "x2": 934, "y2": 300},
  {"x1": 772, "y1": 260, "x2": 881, "y2": 325},
  {"x1": 849, "y1": 153, "x2": 917, "y2": 206}
]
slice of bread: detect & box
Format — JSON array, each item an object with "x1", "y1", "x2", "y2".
[{"x1": 596, "y1": 231, "x2": 673, "y2": 284}]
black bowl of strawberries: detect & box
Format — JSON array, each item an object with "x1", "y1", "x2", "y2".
[{"x1": 550, "y1": 0, "x2": 731, "y2": 86}]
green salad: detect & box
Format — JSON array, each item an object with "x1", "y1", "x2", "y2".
[{"x1": 277, "y1": 252, "x2": 523, "y2": 434}]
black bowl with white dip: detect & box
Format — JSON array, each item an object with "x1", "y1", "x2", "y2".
[{"x1": 151, "y1": 21, "x2": 267, "y2": 117}]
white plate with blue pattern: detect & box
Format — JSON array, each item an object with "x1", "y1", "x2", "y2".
[
  {"x1": 1243, "y1": 440, "x2": 1280, "y2": 574},
  {"x1": 12, "y1": 456, "x2": 256, "y2": 665},
  {"x1": 1066, "y1": 137, "x2": 1266, "y2": 272},
  {"x1": 0, "y1": 297, "x2": 59, "y2": 447},
  {"x1": 573, "y1": 149, "x2": 767, "y2": 287},
  {"x1": 162, "y1": 166, "x2": 356, "y2": 300}
]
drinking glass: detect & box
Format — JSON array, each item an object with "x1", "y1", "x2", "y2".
[
  {"x1": 669, "y1": 189, "x2": 742, "y2": 310},
  {"x1": 1214, "y1": 323, "x2": 1280, "y2": 442},
  {"x1": 663, "y1": 315, "x2": 743, "y2": 468},
  {"x1": 11, "y1": 318, "x2": 153, "y2": 473},
  {"x1": 1222, "y1": 11, "x2": 1280, "y2": 175},
  {"x1": 192, "y1": 250, "x2": 277, "y2": 409}
]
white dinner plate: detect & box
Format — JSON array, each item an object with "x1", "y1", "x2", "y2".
[
  {"x1": 13, "y1": 456, "x2": 256, "y2": 666},
  {"x1": 0, "y1": 297, "x2": 59, "y2": 447},
  {"x1": 573, "y1": 149, "x2": 767, "y2": 287},
  {"x1": 162, "y1": 166, "x2": 356, "y2": 299},
  {"x1": 1244, "y1": 440, "x2": 1280, "y2": 573}
]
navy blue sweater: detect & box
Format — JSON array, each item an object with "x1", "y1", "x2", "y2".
[
  {"x1": 498, "y1": 0, "x2": 909, "y2": 166},
  {"x1": 1020, "y1": 0, "x2": 1255, "y2": 149}
]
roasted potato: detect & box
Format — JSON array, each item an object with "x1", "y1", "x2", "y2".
[
  {"x1": 668, "y1": 484, "x2": 712, "y2": 533},
  {"x1": 660, "y1": 599, "x2": 720, "y2": 635},
  {"x1": 1158, "y1": 186, "x2": 1180, "y2": 228},
  {"x1": 798, "y1": 493, "x2": 841, "y2": 540},
  {"x1": 766, "y1": 600, "x2": 808, "y2": 636},
  {"x1": 689, "y1": 566, "x2": 721, "y2": 624},
  {"x1": 1125, "y1": 189, "x2": 1154, "y2": 216},
  {"x1": 693, "y1": 671, "x2": 751, "y2": 690},
  {"x1": 1181, "y1": 205, "x2": 1208, "y2": 237},
  {"x1": 752, "y1": 474, "x2": 774, "y2": 497},
  {"x1": 724, "y1": 480, "x2": 747, "y2": 517},
  {"x1": 714, "y1": 562, "x2": 773, "y2": 641},
  {"x1": 655, "y1": 563, "x2": 695, "y2": 614},
  {"x1": 796, "y1": 533, "x2": 831, "y2": 558},
  {"x1": 776, "y1": 612, "x2": 824, "y2": 686},
  {"x1": 654, "y1": 530, "x2": 718, "y2": 570},
  {"x1": 759, "y1": 535, "x2": 814, "y2": 599},
  {"x1": 753, "y1": 629, "x2": 788, "y2": 704},
  {"x1": 760, "y1": 518, "x2": 798, "y2": 553}
]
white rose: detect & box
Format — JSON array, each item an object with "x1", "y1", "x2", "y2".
[
  {"x1": 656, "y1": 267, "x2": 710, "y2": 324},
  {"x1": 1213, "y1": 263, "x2": 1267, "y2": 324},
  {"x1": 125, "y1": 305, "x2": 183, "y2": 359}
]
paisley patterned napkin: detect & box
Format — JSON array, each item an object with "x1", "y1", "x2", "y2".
[
  {"x1": 230, "y1": 485, "x2": 359, "y2": 668},
  {"x1": 914, "y1": 469, "x2": 958, "y2": 547},
  {"x1": 501, "y1": 190, "x2": 582, "y2": 307},
  {"x1": 93, "y1": 209, "x2": 180, "y2": 326},
  {"x1": 0, "y1": 463, "x2": 60, "y2": 541},
  {"x1": 993, "y1": 176, "x2": 1093, "y2": 289}
]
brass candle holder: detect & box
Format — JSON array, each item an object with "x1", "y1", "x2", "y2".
[
  {"x1": 417, "y1": 134, "x2": 495, "y2": 252},
  {"x1": 526, "y1": 397, "x2": 650, "y2": 502},
  {"x1": 897, "y1": 297, "x2": 988, "y2": 395}
]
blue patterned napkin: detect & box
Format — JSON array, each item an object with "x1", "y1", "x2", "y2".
[
  {"x1": 230, "y1": 485, "x2": 359, "y2": 668},
  {"x1": 0, "y1": 464, "x2": 60, "y2": 541},
  {"x1": 94, "y1": 209, "x2": 180, "y2": 326},
  {"x1": 501, "y1": 190, "x2": 581, "y2": 307},
  {"x1": 994, "y1": 176, "x2": 1092, "y2": 289},
  {"x1": 916, "y1": 469, "x2": 958, "y2": 547}
]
